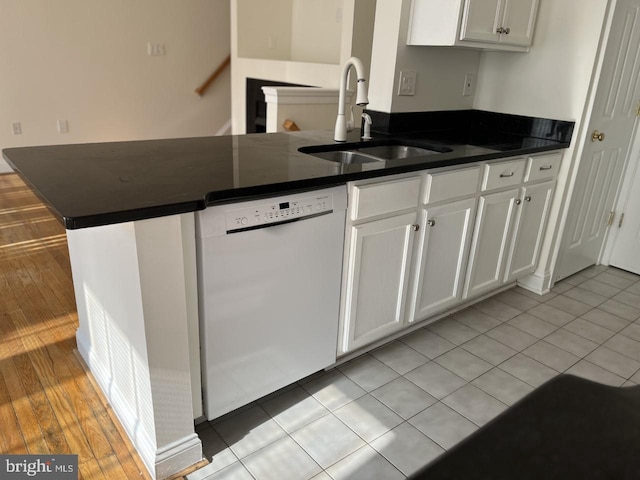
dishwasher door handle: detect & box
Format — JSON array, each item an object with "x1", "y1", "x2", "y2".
[{"x1": 226, "y1": 209, "x2": 334, "y2": 234}]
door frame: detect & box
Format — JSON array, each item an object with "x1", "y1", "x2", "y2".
[
  {"x1": 549, "y1": 0, "x2": 637, "y2": 284},
  {"x1": 600, "y1": 119, "x2": 640, "y2": 264}
]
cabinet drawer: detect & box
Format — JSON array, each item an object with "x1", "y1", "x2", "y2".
[
  {"x1": 351, "y1": 176, "x2": 421, "y2": 221},
  {"x1": 525, "y1": 152, "x2": 562, "y2": 182},
  {"x1": 482, "y1": 158, "x2": 526, "y2": 191},
  {"x1": 424, "y1": 166, "x2": 480, "y2": 204}
]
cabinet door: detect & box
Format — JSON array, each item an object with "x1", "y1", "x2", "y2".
[
  {"x1": 410, "y1": 198, "x2": 476, "y2": 322},
  {"x1": 504, "y1": 181, "x2": 554, "y2": 282},
  {"x1": 341, "y1": 212, "x2": 419, "y2": 353},
  {"x1": 460, "y1": 0, "x2": 502, "y2": 43},
  {"x1": 500, "y1": 0, "x2": 538, "y2": 46},
  {"x1": 464, "y1": 188, "x2": 519, "y2": 299}
]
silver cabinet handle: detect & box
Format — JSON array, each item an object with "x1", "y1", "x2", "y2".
[
  {"x1": 539, "y1": 165, "x2": 553, "y2": 171},
  {"x1": 500, "y1": 172, "x2": 514, "y2": 178},
  {"x1": 496, "y1": 27, "x2": 504, "y2": 34},
  {"x1": 503, "y1": 27, "x2": 510, "y2": 34},
  {"x1": 525, "y1": 196, "x2": 532, "y2": 202},
  {"x1": 427, "y1": 219, "x2": 436, "y2": 227},
  {"x1": 515, "y1": 199, "x2": 522, "y2": 205},
  {"x1": 411, "y1": 224, "x2": 420, "y2": 231}
]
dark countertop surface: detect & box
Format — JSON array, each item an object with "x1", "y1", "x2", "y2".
[{"x1": 2, "y1": 111, "x2": 573, "y2": 229}]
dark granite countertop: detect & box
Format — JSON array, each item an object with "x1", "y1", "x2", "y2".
[{"x1": 2, "y1": 110, "x2": 574, "y2": 229}]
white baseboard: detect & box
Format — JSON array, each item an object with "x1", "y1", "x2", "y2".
[
  {"x1": 517, "y1": 270, "x2": 553, "y2": 295},
  {"x1": 155, "y1": 434, "x2": 203, "y2": 480},
  {"x1": 76, "y1": 330, "x2": 202, "y2": 479}
]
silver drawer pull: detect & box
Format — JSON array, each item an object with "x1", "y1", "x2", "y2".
[
  {"x1": 427, "y1": 219, "x2": 436, "y2": 227},
  {"x1": 539, "y1": 165, "x2": 553, "y2": 171},
  {"x1": 515, "y1": 199, "x2": 522, "y2": 205},
  {"x1": 525, "y1": 196, "x2": 532, "y2": 202},
  {"x1": 499, "y1": 172, "x2": 514, "y2": 178},
  {"x1": 411, "y1": 224, "x2": 420, "y2": 232}
]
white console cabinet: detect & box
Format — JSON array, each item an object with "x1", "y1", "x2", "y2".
[{"x1": 407, "y1": 0, "x2": 539, "y2": 52}]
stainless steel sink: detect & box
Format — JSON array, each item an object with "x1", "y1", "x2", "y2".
[
  {"x1": 354, "y1": 145, "x2": 441, "y2": 160},
  {"x1": 310, "y1": 150, "x2": 383, "y2": 164},
  {"x1": 299, "y1": 141, "x2": 451, "y2": 165}
]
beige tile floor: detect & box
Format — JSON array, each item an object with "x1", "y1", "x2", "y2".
[{"x1": 189, "y1": 265, "x2": 640, "y2": 480}]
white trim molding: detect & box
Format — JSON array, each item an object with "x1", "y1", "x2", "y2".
[
  {"x1": 517, "y1": 269, "x2": 553, "y2": 295},
  {"x1": 262, "y1": 86, "x2": 352, "y2": 105}
]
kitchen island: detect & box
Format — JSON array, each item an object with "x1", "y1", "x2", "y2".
[
  {"x1": 2, "y1": 110, "x2": 573, "y2": 479},
  {"x1": 3, "y1": 110, "x2": 571, "y2": 230}
]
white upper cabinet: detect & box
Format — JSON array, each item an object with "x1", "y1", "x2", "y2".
[
  {"x1": 498, "y1": 0, "x2": 539, "y2": 46},
  {"x1": 407, "y1": 0, "x2": 539, "y2": 51},
  {"x1": 460, "y1": 0, "x2": 503, "y2": 44}
]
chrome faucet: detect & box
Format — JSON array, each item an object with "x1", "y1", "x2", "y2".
[{"x1": 334, "y1": 57, "x2": 369, "y2": 142}]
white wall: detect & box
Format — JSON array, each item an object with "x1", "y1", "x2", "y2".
[
  {"x1": 474, "y1": 0, "x2": 608, "y2": 120},
  {"x1": 368, "y1": 0, "x2": 481, "y2": 113},
  {"x1": 237, "y1": 0, "x2": 293, "y2": 60},
  {"x1": 291, "y1": 0, "x2": 343, "y2": 64},
  {"x1": 0, "y1": 0, "x2": 231, "y2": 173},
  {"x1": 231, "y1": 0, "x2": 376, "y2": 133},
  {"x1": 474, "y1": 0, "x2": 610, "y2": 289},
  {"x1": 235, "y1": 0, "x2": 345, "y2": 64}
]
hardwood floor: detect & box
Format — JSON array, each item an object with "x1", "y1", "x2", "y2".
[{"x1": 0, "y1": 173, "x2": 152, "y2": 479}]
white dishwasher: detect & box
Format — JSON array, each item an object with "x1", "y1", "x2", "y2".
[{"x1": 195, "y1": 185, "x2": 347, "y2": 420}]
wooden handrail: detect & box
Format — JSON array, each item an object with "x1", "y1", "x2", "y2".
[
  {"x1": 195, "y1": 54, "x2": 231, "y2": 96},
  {"x1": 283, "y1": 119, "x2": 300, "y2": 131}
]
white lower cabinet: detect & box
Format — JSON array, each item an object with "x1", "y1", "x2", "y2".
[
  {"x1": 339, "y1": 152, "x2": 561, "y2": 355},
  {"x1": 339, "y1": 211, "x2": 419, "y2": 354},
  {"x1": 463, "y1": 188, "x2": 519, "y2": 299},
  {"x1": 410, "y1": 198, "x2": 476, "y2": 322},
  {"x1": 504, "y1": 181, "x2": 555, "y2": 282}
]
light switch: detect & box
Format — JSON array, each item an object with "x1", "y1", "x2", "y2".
[
  {"x1": 398, "y1": 71, "x2": 417, "y2": 96},
  {"x1": 147, "y1": 42, "x2": 166, "y2": 56},
  {"x1": 57, "y1": 119, "x2": 69, "y2": 134}
]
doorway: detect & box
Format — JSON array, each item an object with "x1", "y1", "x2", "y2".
[{"x1": 556, "y1": 0, "x2": 640, "y2": 280}]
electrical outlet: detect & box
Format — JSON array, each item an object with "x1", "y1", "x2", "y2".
[
  {"x1": 57, "y1": 119, "x2": 69, "y2": 134},
  {"x1": 147, "y1": 42, "x2": 166, "y2": 56},
  {"x1": 463, "y1": 73, "x2": 475, "y2": 96},
  {"x1": 11, "y1": 122, "x2": 22, "y2": 135},
  {"x1": 398, "y1": 71, "x2": 417, "y2": 96}
]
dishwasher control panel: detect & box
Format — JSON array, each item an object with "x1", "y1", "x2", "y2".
[{"x1": 225, "y1": 192, "x2": 334, "y2": 232}]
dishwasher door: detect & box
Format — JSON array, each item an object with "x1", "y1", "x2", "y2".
[{"x1": 196, "y1": 186, "x2": 347, "y2": 420}]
